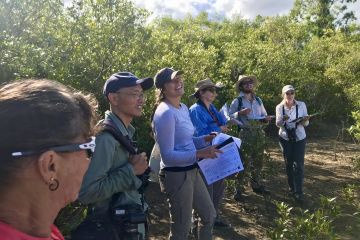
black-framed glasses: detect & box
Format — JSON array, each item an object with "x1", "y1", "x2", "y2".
[
  {"x1": 11, "y1": 136, "x2": 96, "y2": 158},
  {"x1": 286, "y1": 91, "x2": 295, "y2": 95},
  {"x1": 114, "y1": 91, "x2": 145, "y2": 100}
]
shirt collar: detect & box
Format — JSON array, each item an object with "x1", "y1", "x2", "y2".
[
  {"x1": 282, "y1": 99, "x2": 298, "y2": 108},
  {"x1": 105, "y1": 110, "x2": 135, "y2": 138}
]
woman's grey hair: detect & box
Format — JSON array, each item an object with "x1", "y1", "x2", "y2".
[{"x1": 0, "y1": 79, "x2": 98, "y2": 192}]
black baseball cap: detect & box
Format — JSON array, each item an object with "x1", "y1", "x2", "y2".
[
  {"x1": 103, "y1": 72, "x2": 153, "y2": 97},
  {"x1": 154, "y1": 67, "x2": 183, "y2": 89}
]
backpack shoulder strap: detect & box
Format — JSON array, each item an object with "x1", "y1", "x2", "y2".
[
  {"x1": 236, "y1": 96, "x2": 243, "y2": 112},
  {"x1": 255, "y1": 96, "x2": 262, "y2": 106},
  {"x1": 101, "y1": 119, "x2": 137, "y2": 155}
]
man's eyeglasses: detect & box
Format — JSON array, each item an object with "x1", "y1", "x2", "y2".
[
  {"x1": 242, "y1": 81, "x2": 253, "y2": 86},
  {"x1": 11, "y1": 136, "x2": 96, "y2": 158},
  {"x1": 286, "y1": 91, "x2": 295, "y2": 95},
  {"x1": 115, "y1": 91, "x2": 145, "y2": 100}
]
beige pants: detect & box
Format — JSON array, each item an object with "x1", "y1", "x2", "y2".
[
  {"x1": 160, "y1": 168, "x2": 216, "y2": 240},
  {"x1": 206, "y1": 179, "x2": 225, "y2": 216}
]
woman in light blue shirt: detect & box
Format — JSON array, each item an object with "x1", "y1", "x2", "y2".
[
  {"x1": 152, "y1": 68, "x2": 221, "y2": 240},
  {"x1": 276, "y1": 85, "x2": 309, "y2": 203}
]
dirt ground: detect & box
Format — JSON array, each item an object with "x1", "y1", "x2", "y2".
[{"x1": 145, "y1": 138, "x2": 360, "y2": 240}]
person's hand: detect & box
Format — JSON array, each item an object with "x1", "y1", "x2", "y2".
[
  {"x1": 238, "y1": 108, "x2": 251, "y2": 115},
  {"x1": 220, "y1": 125, "x2": 229, "y2": 133},
  {"x1": 204, "y1": 133, "x2": 217, "y2": 142},
  {"x1": 265, "y1": 116, "x2": 272, "y2": 123},
  {"x1": 196, "y1": 145, "x2": 223, "y2": 159},
  {"x1": 282, "y1": 114, "x2": 289, "y2": 121},
  {"x1": 301, "y1": 115, "x2": 310, "y2": 124},
  {"x1": 129, "y1": 152, "x2": 148, "y2": 175}
]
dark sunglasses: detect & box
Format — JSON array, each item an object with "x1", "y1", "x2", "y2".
[
  {"x1": 203, "y1": 87, "x2": 216, "y2": 93},
  {"x1": 286, "y1": 91, "x2": 295, "y2": 95},
  {"x1": 11, "y1": 136, "x2": 96, "y2": 159},
  {"x1": 242, "y1": 81, "x2": 253, "y2": 86}
]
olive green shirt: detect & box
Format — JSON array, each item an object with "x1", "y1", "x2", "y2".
[{"x1": 78, "y1": 110, "x2": 143, "y2": 213}]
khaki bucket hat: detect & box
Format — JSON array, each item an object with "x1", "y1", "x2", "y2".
[{"x1": 235, "y1": 75, "x2": 258, "y2": 92}]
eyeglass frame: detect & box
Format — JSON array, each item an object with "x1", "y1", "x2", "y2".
[
  {"x1": 286, "y1": 91, "x2": 295, "y2": 95},
  {"x1": 113, "y1": 91, "x2": 145, "y2": 100},
  {"x1": 11, "y1": 136, "x2": 96, "y2": 158},
  {"x1": 202, "y1": 87, "x2": 217, "y2": 93}
]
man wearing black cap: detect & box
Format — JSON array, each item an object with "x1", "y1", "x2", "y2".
[{"x1": 75, "y1": 72, "x2": 153, "y2": 240}]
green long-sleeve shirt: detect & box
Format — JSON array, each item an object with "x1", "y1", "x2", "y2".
[{"x1": 78, "y1": 110, "x2": 144, "y2": 214}]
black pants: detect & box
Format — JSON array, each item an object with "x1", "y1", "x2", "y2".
[{"x1": 279, "y1": 138, "x2": 306, "y2": 195}]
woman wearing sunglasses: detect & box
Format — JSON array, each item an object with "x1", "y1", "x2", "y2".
[
  {"x1": 189, "y1": 78, "x2": 229, "y2": 227},
  {"x1": 0, "y1": 79, "x2": 97, "y2": 240},
  {"x1": 275, "y1": 85, "x2": 309, "y2": 203}
]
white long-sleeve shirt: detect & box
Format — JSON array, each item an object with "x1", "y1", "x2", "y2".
[{"x1": 276, "y1": 100, "x2": 309, "y2": 141}]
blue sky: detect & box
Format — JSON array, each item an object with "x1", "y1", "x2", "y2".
[{"x1": 64, "y1": 0, "x2": 360, "y2": 23}]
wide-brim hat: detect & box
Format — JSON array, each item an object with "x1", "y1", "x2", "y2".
[
  {"x1": 154, "y1": 67, "x2": 183, "y2": 89},
  {"x1": 235, "y1": 75, "x2": 258, "y2": 92},
  {"x1": 191, "y1": 78, "x2": 223, "y2": 97}
]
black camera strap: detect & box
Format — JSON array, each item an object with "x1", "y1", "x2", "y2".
[
  {"x1": 101, "y1": 119, "x2": 138, "y2": 155},
  {"x1": 282, "y1": 104, "x2": 299, "y2": 129},
  {"x1": 283, "y1": 104, "x2": 298, "y2": 142},
  {"x1": 100, "y1": 118, "x2": 148, "y2": 214}
]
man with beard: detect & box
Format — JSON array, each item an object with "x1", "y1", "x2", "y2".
[{"x1": 229, "y1": 75, "x2": 271, "y2": 201}]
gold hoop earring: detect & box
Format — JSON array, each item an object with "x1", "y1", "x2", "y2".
[{"x1": 49, "y1": 177, "x2": 59, "y2": 191}]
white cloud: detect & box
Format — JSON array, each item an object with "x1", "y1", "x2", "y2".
[
  {"x1": 133, "y1": 0, "x2": 296, "y2": 20},
  {"x1": 64, "y1": 0, "x2": 359, "y2": 23},
  {"x1": 134, "y1": 0, "x2": 360, "y2": 23}
]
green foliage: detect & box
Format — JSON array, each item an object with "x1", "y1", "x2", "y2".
[
  {"x1": 1, "y1": 0, "x2": 360, "y2": 236},
  {"x1": 54, "y1": 201, "x2": 87, "y2": 236},
  {"x1": 290, "y1": 0, "x2": 358, "y2": 36},
  {"x1": 349, "y1": 111, "x2": 360, "y2": 142},
  {"x1": 339, "y1": 184, "x2": 360, "y2": 237},
  {"x1": 1, "y1": 0, "x2": 359, "y2": 144},
  {"x1": 268, "y1": 185, "x2": 360, "y2": 240},
  {"x1": 268, "y1": 197, "x2": 340, "y2": 240}
]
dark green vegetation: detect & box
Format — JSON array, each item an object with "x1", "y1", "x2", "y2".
[
  {"x1": 1, "y1": 0, "x2": 359, "y2": 238},
  {"x1": 1, "y1": 0, "x2": 360, "y2": 151}
]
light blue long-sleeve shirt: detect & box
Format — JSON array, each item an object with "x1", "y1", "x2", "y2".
[{"x1": 152, "y1": 102, "x2": 208, "y2": 169}]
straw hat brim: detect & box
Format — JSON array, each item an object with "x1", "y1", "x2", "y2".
[
  {"x1": 190, "y1": 83, "x2": 223, "y2": 97},
  {"x1": 235, "y1": 75, "x2": 257, "y2": 92}
]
